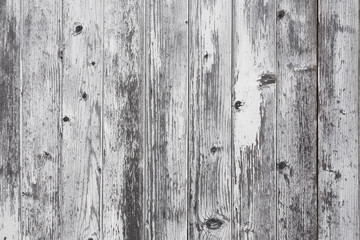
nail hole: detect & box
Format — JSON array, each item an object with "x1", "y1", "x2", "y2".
[
  {"x1": 204, "y1": 52, "x2": 209, "y2": 60},
  {"x1": 277, "y1": 10, "x2": 285, "y2": 19},
  {"x1": 91, "y1": 61, "x2": 96, "y2": 66},
  {"x1": 82, "y1": 92, "x2": 88, "y2": 100},
  {"x1": 63, "y1": 116, "x2": 70, "y2": 122},
  {"x1": 74, "y1": 25, "x2": 83, "y2": 35},
  {"x1": 185, "y1": 20, "x2": 188, "y2": 24},
  {"x1": 205, "y1": 218, "x2": 223, "y2": 230},
  {"x1": 277, "y1": 161, "x2": 287, "y2": 170},
  {"x1": 234, "y1": 101, "x2": 244, "y2": 110},
  {"x1": 97, "y1": 167, "x2": 102, "y2": 173}
]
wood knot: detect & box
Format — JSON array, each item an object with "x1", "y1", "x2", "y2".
[
  {"x1": 234, "y1": 101, "x2": 244, "y2": 110},
  {"x1": 210, "y1": 146, "x2": 221, "y2": 154},
  {"x1": 277, "y1": 10, "x2": 285, "y2": 19},
  {"x1": 205, "y1": 218, "x2": 223, "y2": 230},
  {"x1": 74, "y1": 24, "x2": 83, "y2": 35},
  {"x1": 277, "y1": 161, "x2": 287, "y2": 170},
  {"x1": 62, "y1": 116, "x2": 70, "y2": 122}
]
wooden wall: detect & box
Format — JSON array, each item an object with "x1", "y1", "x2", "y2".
[{"x1": 0, "y1": 0, "x2": 359, "y2": 239}]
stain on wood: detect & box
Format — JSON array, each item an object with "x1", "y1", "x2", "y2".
[
  {"x1": 102, "y1": 0, "x2": 144, "y2": 239},
  {"x1": 0, "y1": 1, "x2": 359, "y2": 239},
  {"x1": 276, "y1": 0, "x2": 318, "y2": 239},
  {"x1": 0, "y1": 0, "x2": 21, "y2": 239}
]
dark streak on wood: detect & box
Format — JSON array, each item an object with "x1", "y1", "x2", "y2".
[{"x1": 0, "y1": 0, "x2": 21, "y2": 238}]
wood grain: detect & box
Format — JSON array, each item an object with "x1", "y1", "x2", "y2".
[
  {"x1": 102, "y1": 0, "x2": 144, "y2": 239},
  {"x1": 144, "y1": 0, "x2": 188, "y2": 239},
  {"x1": 318, "y1": 0, "x2": 359, "y2": 239},
  {"x1": 188, "y1": 0, "x2": 232, "y2": 239},
  {"x1": 0, "y1": 0, "x2": 21, "y2": 239},
  {"x1": 21, "y1": 0, "x2": 62, "y2": 238},
  {"x1": 276, "y1": 0, "x2": 318, "y2": 239},
  {"x1": 61, "y1": 0, "x2": 103, "y2": 239},
  {"x1": 232, "y1": 0, "x2": 276, "y2": 239}
]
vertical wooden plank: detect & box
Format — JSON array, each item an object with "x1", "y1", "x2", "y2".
[
  {"x1": 232, "y1": 0, "x2": 276, "y2": 239},
  {"x1": 61, "y1": 0, "x2": 103, "y2": 239},
  {"x1": 318, "y1": 0, "x2": 359, "y2": 239},
  {"x1": 188, "y1": 0, "x2": 232, "y2": 239},
  {"x1": 276, "y1": 0, "x2": 318, "y2": 239},
  {"x1": 144, "y1": 0, "x2": 188, "y2": 239},
  {"x1": 0, "y1": 0, "x2": 21, "y2": 239},
  {"x1": 102, "y1": 0, "x2": 144, "y2": 239},
  {"x1": 21, "y1": 0, "x2": 62, "y2": 238}
]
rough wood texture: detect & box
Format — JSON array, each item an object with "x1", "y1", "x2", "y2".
[
  {"x1": 144, "y1": 0, "x2": 188, "y2": 239},
  {"x1": 232, "y1": 0, "x2": 276, "y2": 239},
  {"x1": 276, "y1": 0, "x2": 318, "y2": 239},
  {"x1": 1, "y1": 1, "x2": 360, "y2": 239},
  {"x1": 61, "y1": 0, "x2": 103, "y2": 239},
  {"x1": 102, "y1": 0, "x2": 144, "y2": 239},
  {"x1": 318, "y1": 0, "x2": 359, "y2": 239},
  {"x1": 21, "y1": 0, "x2": 62, "y2": 238},
  {"x1": 188, "y1": 0, "x2": 232, "y2": 239},
  {"x1": 0, "y1": 0, "x2": 21, "y2": 239}
]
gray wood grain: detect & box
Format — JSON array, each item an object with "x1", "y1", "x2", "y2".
[
  {"x1": 318, "y1": 1, "x2": 359, "y2": 239},
  {"x1": 103, "y1": 0, "x2": 144, "y2": 239},
  {"x1": 61, "y1": 0, "x2": 103, "y2": 239},
  {"x1": 188, "y1": 0, "x2": 232, "y2": 239},
  {"x1": 0, "y1": 0, "x2": 21, "y2": 239},
  {"x1": 276, "y1": 0, "x2": 318, "y2": 239},
  {"x1": 232, "y1": 0, "x2": 276, "y2": 239},
  {"x1": 21, "y1": 1, "x2": 62, "y2": 238},
  {"x1": 144, "y1": 0, "x2": 188, "y2": 239}
]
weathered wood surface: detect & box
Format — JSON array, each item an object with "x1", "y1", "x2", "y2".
[
  {"x1": 103, "y1": 0, "x2": 144, "y2": 239},
  {"x1": 276, "y1": 0, "x2": 318, "y2": 239},
  {"x1": 21, "y1": 0, "x2": 63, "y2": 238},
  {"x1": 144, "y1": 0, "x2": 188, "y2": 239},
  {"x1": 188, "y1": 0, "x2": 232, "y2": 239},
  {"x1": 318, "y1": 0, "x2": 359, "y2": 239},
  {"x1": 232, "y1": 0, "x2": 276, "y2": 239},
  {"x1": 0, "y1": 0, "x2": 21, "y2": 239},
  {"x1": 0, "y1": 1, "x2": 359, "y2": 239},
  {"x1": 61, "y1": 0, "x2": 103, "y2": 239}
]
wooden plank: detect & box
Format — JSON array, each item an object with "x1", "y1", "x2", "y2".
[
  {"x1": 318, "y1": 0, "x2": 359, "y2": 239},
  {"x1": 188, "y1": 0, "x2": 232, "y2": 239},
  {"x1": 21, "y1": 0, "x2": 62, "y2": 238},
  {"x1": 61, "y1": 0, "x2": 103, "y2": 239},
  {"x1": 276, "y1": 0, "x2": 318, "y2": 239},
  {"x1": 144, "y1": 0, "x2": 188, "y2": 239},
  {"x1": 0, "y1": 0, "x2": 21, "y2": 239},
  {"x1": 232, "y1": 0, "x2": 276, "y2": 239},
  {"x1": 102, "y1": 0, "x2": 144, "y2": 239}
]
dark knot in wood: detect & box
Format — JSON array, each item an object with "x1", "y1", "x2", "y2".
[
  {"x1": 205, "y1": 218, "x2": 224, "y2": 230},
  {"x1": 277, "y1": 161, "x2": 287, "y2": 170}
]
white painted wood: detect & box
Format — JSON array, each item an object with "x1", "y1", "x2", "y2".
[
  {"x1": 61, "y1": 0, "x2": 103, "y2": 238},
  {"x1": 21, "y1": 0, "x2": 62, "y2": 238},
  {"x1": 188, "y1": 0, "x2": 232, "y2": 239},
  {"x1": 232, "y1": 0, "x2": 276, "y2": 239},
  {"x1": 144, "y1": 0, "x2": 188, "y2": 239}
]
